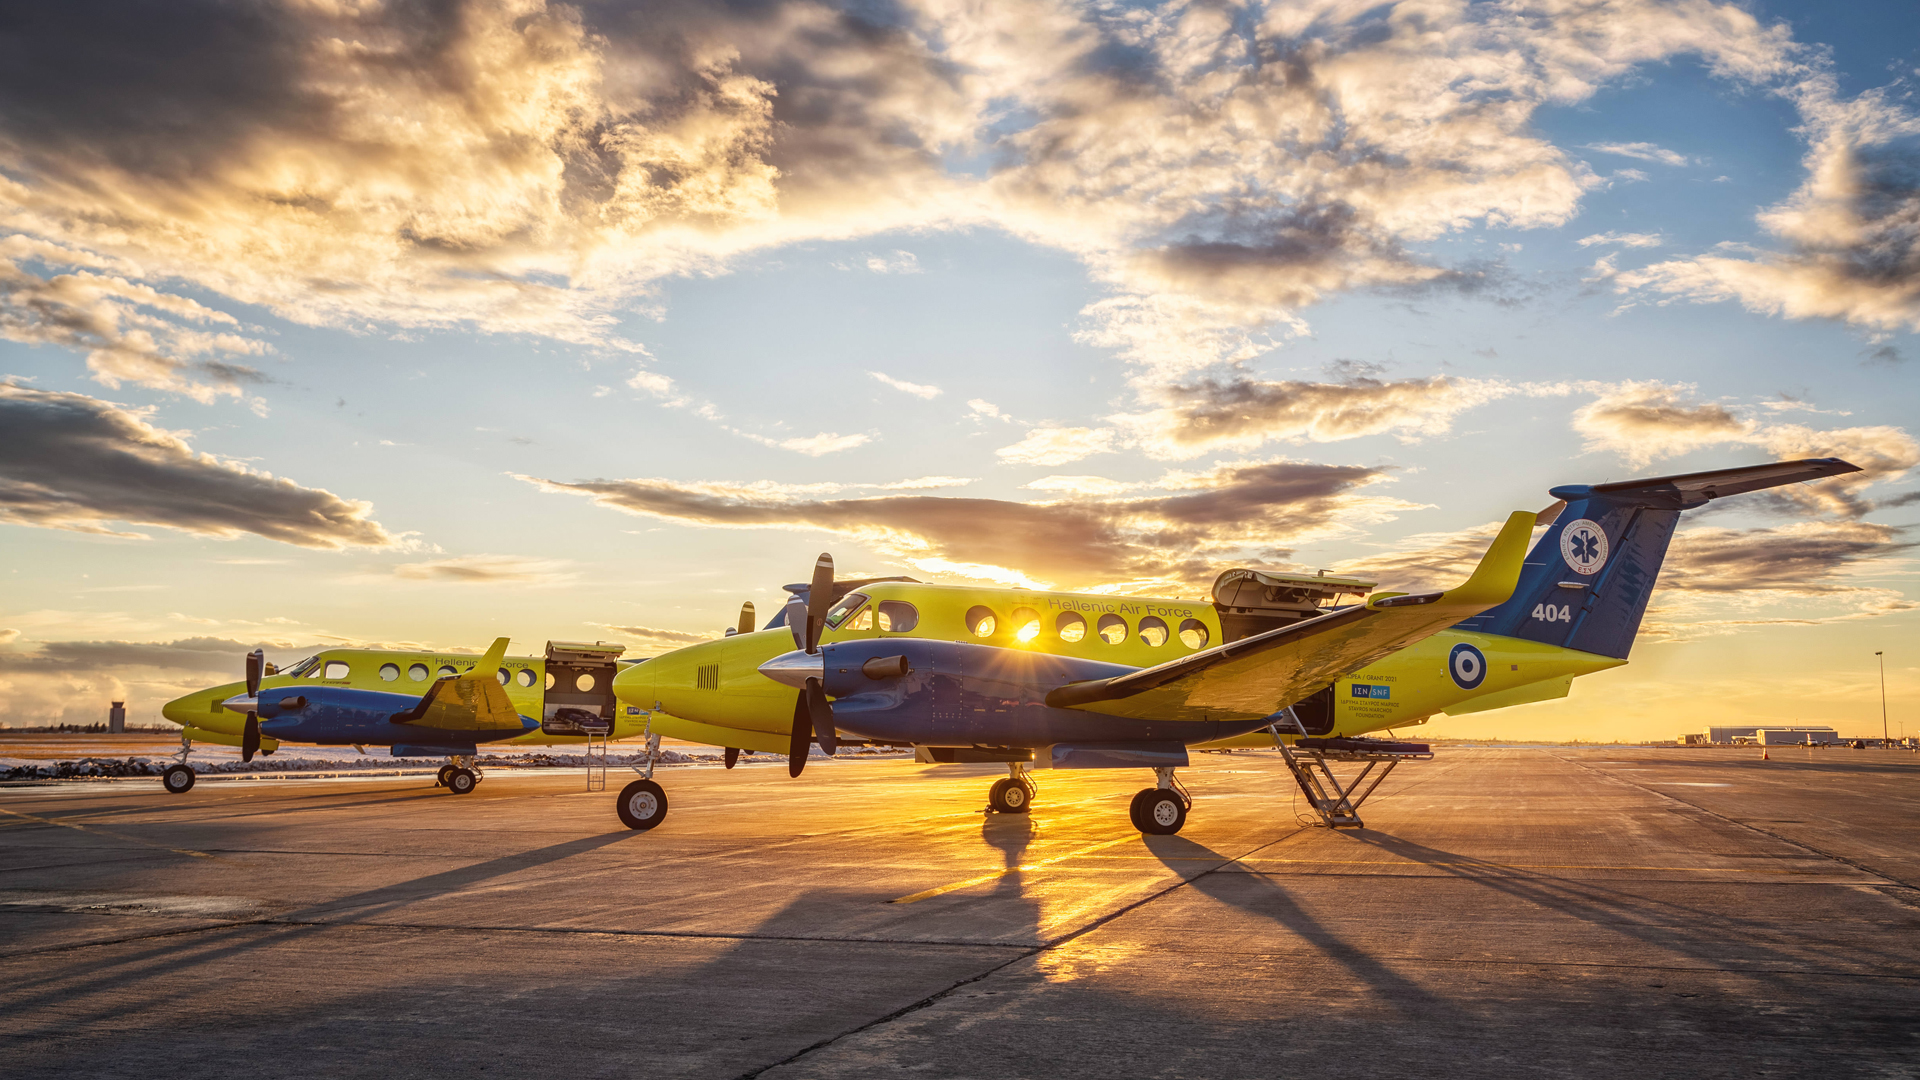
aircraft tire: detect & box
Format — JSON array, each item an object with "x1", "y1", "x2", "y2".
[
  {"x1": 616, "y1": 779, "x2": 669, "y2": 831},
  {"x1": 435, "y1": 765, "x2": 454, "y2": 788},
  {"x1": 1133, "y1": 789, "x2": 1187, "y2": 835},
  {"x1": 162, "y1": 765, "x2": 196, "y2": 794},
  {"x1": 988, "y1": 778, "x2": 1031, "y2": 814},
  {"x1": 446, "y1": 768, "x2": 477, "y2": 795}
]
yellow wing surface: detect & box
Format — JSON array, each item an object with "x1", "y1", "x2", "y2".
[
  {"x1": 1046, "y1": 511, "x2": 1537, "y2": 723},
  {"x1": 390, "y1": 637, "x2": 527, "y2": 732}
]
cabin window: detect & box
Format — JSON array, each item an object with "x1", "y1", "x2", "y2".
[
  {"x1": 877, "y1": 601, "x2": 918, "y2": 632},
  {"x1": 323, "y1": 661, "x2": 350, "y2": 679},
  {"x1": 1178, "y1": 619, "x2": 1210, "y2": 650},
  {"x1": 545, "y1": 671, "x2": 556, "y2": 690},
  {"x1": 967, "y1": 599, "x2": 998, "y2": 634},
  {"x1": 575, "y1": 673, "x2": 597, "y2": 692},
  {"x1": 824, "y1": 592, "x2": 869, "y2": 630},
  {"x1": 1096, "y1": 614, "x2": 1128, "y2": 645},
  {"x1": 409, "y1": 663, "x2": 429, "y2": 682},
  {"x1": 1138, "y1": 616, "x2": 1169, "y2": 648},
  {"x1": 1010, "y1": 607, "x2": 1041, "y2": 644},
  {"x1": 437, "y1": 665, "x2": 457, "y2": 678},
  {"x1": 1055, "y1": 611, "x2": 1087, "y2": 642},
  {"x1": 379, "y1": 663, "x2": 400, "y2": 682},
  {"x1": 496, "y1": 668, "x2": 511, "y2": 685},
  {"x1": 516, "y1": 668, "x2": 536, "y2": 688}
]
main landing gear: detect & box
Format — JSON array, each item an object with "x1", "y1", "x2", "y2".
[
  {"x1": 1129, "y1": 767, "x2": 1190, "y2": 835},
  {"x1": 436, "y1": 754, "x2": 483, "y2": 795},
  {"x1": 987, "y1": 763, "x2": 1035, "y2": 814}
]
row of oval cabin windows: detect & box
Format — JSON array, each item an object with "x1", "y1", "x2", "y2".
[
  {"x1": 965, "y1": 606, "x2": 1210, "y2": 650},
  {"x1": 329, "y1": 662, "x2": 603, "y2": 693}
]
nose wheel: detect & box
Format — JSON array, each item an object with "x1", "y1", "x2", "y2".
[
  {"x1": 617, "y1": 778, "x2": 669, "y2": 830},
  {"x1": 162, "y1": 764, "x2": 196, "y2": 794},
  {"x1": 988, "y1": 777, "x2": 1033, "y2": 814}
]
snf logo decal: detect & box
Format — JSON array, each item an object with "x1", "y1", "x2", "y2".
[{"x1": 1560, "y1": 519, "x2": 1608, "y2": 575}]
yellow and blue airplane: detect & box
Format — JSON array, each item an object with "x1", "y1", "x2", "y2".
[
  {"x1": 607, "y1": 458, "x2": 1859, "y2": 834},
  {"x1": 159, "y1": 638, "x2": 646, "y2": 795}
]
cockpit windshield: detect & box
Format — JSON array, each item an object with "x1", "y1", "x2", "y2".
[
  {"x1": 823, "y1": 592, "x2": 869, "y2": 630},
  {"x1": 282, "y1": 655, "x2": 321, "y2": 678}
]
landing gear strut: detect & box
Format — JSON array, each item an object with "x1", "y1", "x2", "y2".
[
  {"x1": 988, "y1": 763, "x2": 1035, "y2": 814},
  {"x1": 162, "y1": 732, "x2": 196, "y2": 794},
  {"x1": 1129, "y1": 767, "x2": 1189, "y2": 835},
  {"x1": 614, "y1": 714, "x2": 670, "y2": 830}
]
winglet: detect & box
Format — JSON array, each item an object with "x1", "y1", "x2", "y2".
[
  {"x1": 1367, "y1": 510, "x2": 1535, "y2": 613},
  {"x1": 464, "y1": 637, "x2": 510, "y2": 680}
]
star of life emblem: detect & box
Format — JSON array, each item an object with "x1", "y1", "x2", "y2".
[{"x1": 1560, "y1": 518, "x2": 1608, "y2": 575}]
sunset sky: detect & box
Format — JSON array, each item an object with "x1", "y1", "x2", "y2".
[{"x1": 1, "y1": 0, "x2": 1914, "y2": 740}]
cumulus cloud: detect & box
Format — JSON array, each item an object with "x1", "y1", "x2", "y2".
[
  {"x1": 1570, "y1": 380, "x2": 1919, "y2": 514},
  {"x1": 755, "y1": 431, "x2": 873, "y2": 457},
  {"x1": 994, "y1": 426, "x2": 1118, "y2": 467},
  {"x1": 868, "y1": 371, "x2": 941, "y2": 399},
  {"x1": 389, "y1": 555, "x2": 573, "y2": 584},
  {"x1": 1618, "y1": 73, "x2": 1920, "y2": 331},
  {"x1": 523, "y1": 460, "x2": 1416, "y2": 588},
  {"x1": 1581, "y1": 142, "x2": 1691, "y2": 166},
  {"x1": 1577, "y1": 232, "x2": 1665, "y2": 248},
  {"x1": 594, "y1": 623, "x2": 720, "y2": 653},
  {"x1": 869, "y1": 475, "x2": 972, "y2": 490},
  {"x1": 0, "y1": 383, "x2": 392, "y2": 547},
  {"x1": 0, "y1": 0, "x2": 1832, "y2": 393}
]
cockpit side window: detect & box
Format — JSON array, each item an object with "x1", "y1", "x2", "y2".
[
  {"x1": 823, "y1": 592, "x2": 870, "y2": 630},
  {"x1": 283, "y1": 656, "x2": 320, "y2": 678}
]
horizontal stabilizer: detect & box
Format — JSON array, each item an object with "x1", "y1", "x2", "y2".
[{"x1": 1551, "y1": 458, "x2": 1859, "y2": 510}]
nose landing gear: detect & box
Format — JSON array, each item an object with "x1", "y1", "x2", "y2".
[
  {"x1": 987, "y1": 763, "x2": 1034, "y2": 814},
  {"x1": 162, "y1": 732, "x2": 196, "y2": 794}
]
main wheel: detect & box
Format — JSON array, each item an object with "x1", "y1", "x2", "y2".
[
  {"x1": 988, "y1": 777, "x2": 1031, "y2": 814},
  {"x1": 435, "y1": 765, "x2": 454, "y2": 788},
  {"x1": 162, "y1": 764, "x2": 196, "y2": 794},
  {"x1": 617, "y1": 779, "x2": 668, "y2": 830},
  {"x1": 445, "y1": 768, "x2": 477, "y2": 795},
  {"x1": 1131, "y1": 789, "x2": 1187, "y2": 835}
]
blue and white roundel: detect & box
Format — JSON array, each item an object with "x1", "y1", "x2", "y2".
[
  {"x1": 1449, "y1": 642, "x2": 1488, "y2": 690},
  {"x1": 1560, "y1": 518, "x2": 1608, "y2": 575}
]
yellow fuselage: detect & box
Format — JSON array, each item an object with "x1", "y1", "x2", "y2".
[{"x1": 611, "y1": 581, "x2": 1625, "y2": 752}]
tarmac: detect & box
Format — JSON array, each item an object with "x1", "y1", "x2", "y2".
[{"x1": 1, "y1": 745, "x2": 1916, "y2": 1078}]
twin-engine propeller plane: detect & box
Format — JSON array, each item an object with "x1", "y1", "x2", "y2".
[
  {"x1": 159, "y1": 639, "x2": 641, "y2": 794},
  {"x1": 609, "y1": 458, "x2": 1859, "y2": 834}
]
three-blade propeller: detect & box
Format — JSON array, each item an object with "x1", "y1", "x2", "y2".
[
  {"x1": 786, "y1": 553, "x2": 839, "y2": 777},
  {"x1": 240, "y1": 648, "x2": 264, "y2": 763}
]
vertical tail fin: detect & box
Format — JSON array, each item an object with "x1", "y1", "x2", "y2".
[{"x1": 1453, "y1": 458, "x2": 1859, "y2": 659}]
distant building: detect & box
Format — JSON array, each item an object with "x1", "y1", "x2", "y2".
[
  {"x1": 108, "y1": 701, "x2": 126, "y2": 734},
  {"x1": 1707, "y1": 725, "x2": 1839, "y2": 745},
  {"x1": 1678, "y1": 733, "x2": 1708, "y2": 746}
]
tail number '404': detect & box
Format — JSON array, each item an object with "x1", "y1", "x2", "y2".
[{"x1": 1532, "y1": 603, "x2": 1573, "y2": 623}]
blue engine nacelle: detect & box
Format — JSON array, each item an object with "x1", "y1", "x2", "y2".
[{"x1": 251, "y1": 686, "x2": 532, "y2": 747}]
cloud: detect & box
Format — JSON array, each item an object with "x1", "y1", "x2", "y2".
[
  {"x1": 755, "y1": 431, "x2": 873, "y2": 457},
  {"x1": 1581, "y1": 142, "x2": 1691, "y2": 166},
  {"x1": 968, "y1": 399, "x2": 1012, "y2": 423},
  {"x1": 994, "y1": 427, "x2": 1119, "y2": 467},
  {"x1": 869, "y1": 476, "x2": 972, "y2": 490},
  {"x1": 0, "y1": 636, "x2": 263, "y2": 675},
  {"x1": 389, "y1": 555, "x2": 573, "y2": 584},
  {"x1": 523, "y1": 460, "x2": 1415, "y2": 589},
  {"x1": 1577, "y1": 232, "x2": 1665, "y2": 248},
  {"x1": 858, "y1": 251, "x2": 921, "y2": 274},
  {"x1": 1114, "y1": 375, "x2": 1526, "y2": 460},
  {"x1": 0, "y1": 383, "x2": 392, "y2": 547},
  {"x1": 1022, "y1": 475, "x2": 1141, "y2": 496},
  {"x1": 594, "y1": 623, "x2": 720, "y2": 653},
  {"x1": 1569, "y1": 380, "x2": 1919, "y2": 514},
  {"x1": 867, "y1": 371, "x2": 941, "y2": 399},
  {"x1": 0, "y1": 0, "x2": 1824, "y2": 392},
  {"x1": 1618, "y1": 74, "x2": 1920, "y2": 331}
]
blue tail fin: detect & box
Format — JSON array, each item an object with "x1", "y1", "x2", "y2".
[{"x1": 1453, "y1": 458, "x2": 1859, "y2": 659}]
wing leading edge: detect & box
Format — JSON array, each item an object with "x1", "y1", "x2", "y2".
[
  {"x1": 389, "y1": 637, "x2": 530, "y2": 732},
  {"x1": 1045, "y1": 510, "x2": 1538, "y2": 723}
]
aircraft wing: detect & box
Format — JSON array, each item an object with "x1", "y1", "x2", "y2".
[
  {"x1": 1044, "y1": 510, "x2": 1537, "y2": 723},
  {"x1": 389, "y1": 637, "x2": 529, "y2": 732}
]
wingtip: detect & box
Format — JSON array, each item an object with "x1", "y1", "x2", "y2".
[{"x1": 1444, "y1": 509, "x2": 1536, "y2": 607}]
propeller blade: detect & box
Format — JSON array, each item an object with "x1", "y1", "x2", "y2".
[
  {"x1": 784, "y1": 598, "x2": 809, "y2": 652},
  {"x1": 242, "y1": 713, "x2": 260, "y2": 764},
  {"x1": 805, "y1": 552, "x2": 834, "y2": 653},
  {"x1": 737, "y1": 602, "x2": 755, "y2": 637},
  {"x1": 724, "y1": 747, "x2": 739, "y2": 770},
  {"x1": 806, "y1": 678, "x2": 837, "y2": 755},
  {"x1": 787, "y1": 692, "x2": 810, "y2": 777},
  {"x1": 245, "y1": 648, "x2": 264, "y2": 698}
]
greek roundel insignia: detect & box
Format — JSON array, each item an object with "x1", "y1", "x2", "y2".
[
  {"x1": 1449, "y1": 642, "x2": 1487, "y2": 690},
  {"x1": 1560, "y1": 519, "x2": 1608, "y2": 576}
]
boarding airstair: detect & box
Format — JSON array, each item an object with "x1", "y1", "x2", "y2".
[
  {"x1": 583, "y1": 726, "x2": 609, "y2": 792},
  {"x1": 1271, "y1": 708, "x2": 1432, "y2": 829}
]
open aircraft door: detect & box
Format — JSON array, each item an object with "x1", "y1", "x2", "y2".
[{"x1": 540, "y1": 641, "x2": 625, "y2": 736}]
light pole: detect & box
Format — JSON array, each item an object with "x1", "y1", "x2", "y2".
[{"x1": 1878, "y1": 651, "x2": 1888, "y2": 747}]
